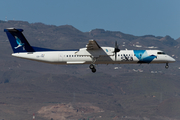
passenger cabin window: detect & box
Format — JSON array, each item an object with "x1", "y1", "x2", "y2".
[{"x1": 157, "y1": 52, "x2": 166, "y2": 55}]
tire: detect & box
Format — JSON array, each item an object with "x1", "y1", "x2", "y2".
[
  {"x1": 165, "y1": 65, "x2": 169, "y2": 69},
  {"x1": 92, "y1": 68, "x2": 96, "y2": 73},
  {"x1": 89, "y1": 64, "x2": 94, "y2": 69}
]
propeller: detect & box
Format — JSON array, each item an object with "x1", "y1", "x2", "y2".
[{"x1": 114, "y1": 41, "x2": 120, "y2": 61}]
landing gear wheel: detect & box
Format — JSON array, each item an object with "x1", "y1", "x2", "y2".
[
  {"x1": 165, "y1": 63, "x2": 169, "y2": 69},
  {"x1": 89, "y1": 64, "x2": 94, "y2": 69},
  {"x1": 89, "y1": 64, "x2": 96, "y2": 73},
  {"x1": 91, "y1": 68, "x2": 96, "y2": 73}
]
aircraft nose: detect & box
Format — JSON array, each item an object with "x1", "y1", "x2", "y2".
[{"x1": 169, "y1": 56, "x2": 176, "y2": 63}]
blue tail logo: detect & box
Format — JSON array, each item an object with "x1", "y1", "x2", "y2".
[
  {"x1": 4, "y1": 28, "x2": 35, "y2": 53},
  {"x1": 14, "y1": 36, "x2": 24, "y2": 49}
]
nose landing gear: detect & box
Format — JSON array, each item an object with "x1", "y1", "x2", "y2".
[{"x1": 165, "y1": 63, "x2": 169, "y2": 69}]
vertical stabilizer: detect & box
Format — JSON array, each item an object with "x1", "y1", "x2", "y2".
[{"x1": 4, "y1": 28, "x2": 35, "y2": 53}]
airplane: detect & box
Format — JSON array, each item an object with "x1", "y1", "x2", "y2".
[{"x1": 4, "y1": 28, "x2": 175, "y2": 73}]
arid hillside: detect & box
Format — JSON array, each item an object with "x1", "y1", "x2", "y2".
[{"x1": 0, "y1": 20, "x2": 179, "y2": 120}]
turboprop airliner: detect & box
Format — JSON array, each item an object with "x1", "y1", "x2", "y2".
[{"x1": 4, "y1": 28, "x2": 175, "y2": 73}]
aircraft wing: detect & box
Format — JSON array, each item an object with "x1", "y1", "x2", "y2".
[
  {"x1": 86, "y1": 40, "x2": 101, "y2": 50},
  {"x1": 76, "y1": 39, "x2": 113, "y2": 57}
]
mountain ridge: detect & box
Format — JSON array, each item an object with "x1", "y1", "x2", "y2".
[{"x1": 0, "y1": 20, "x2": 180, "y2": 120}]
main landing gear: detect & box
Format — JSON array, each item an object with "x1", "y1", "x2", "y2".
[
  {"x1": 89, "y1": 64, "x2": 96, "y2": 73},
  {"x1": 89, "y1": 57, "x2": 97, "y2": 73},
  {"x1": 165, "y1": 63, "x2": 169, "y2": 69}
]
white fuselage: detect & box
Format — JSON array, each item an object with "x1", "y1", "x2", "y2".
[{"x1": 12, "y1": 47, "x2": 175, "y2": 65}]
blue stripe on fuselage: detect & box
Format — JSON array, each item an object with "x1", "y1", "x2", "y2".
[
  {"x1": 32, "y1": 46, "x2": 79, "y2": 52},
  {"x1": 133, "y1": 50, "x2": 156, "y2": 63}
]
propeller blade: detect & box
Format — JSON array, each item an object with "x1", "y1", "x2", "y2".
[
  {"x1": 114, "y1": 41, "x2": 120, "y2": 52},
  {"x1": 114, "y1": 41, "x2": 120, "y2": 61},
  {"x1": 115, "y1": 41, "x2": 118, "y2": 48}
]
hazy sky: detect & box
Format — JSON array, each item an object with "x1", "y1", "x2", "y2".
[{"x1": 1, "y1": 0, "x2": 180, "y2": 39}]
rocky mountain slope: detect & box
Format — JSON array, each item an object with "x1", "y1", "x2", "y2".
[{"x1": 0, "y1": 20, "x2": 180, "y2": 120}]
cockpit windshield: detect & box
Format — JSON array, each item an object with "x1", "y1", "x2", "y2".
[{"x1": 157, "y1": 52, "x2": 166, "y2": 55}]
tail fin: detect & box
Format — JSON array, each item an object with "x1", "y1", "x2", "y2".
[{"x1": 4, "y1": 28, "x2": 35, "y2": 53}]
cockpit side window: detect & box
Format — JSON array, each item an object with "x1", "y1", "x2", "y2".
[{"x1": 157, "y1": 52, "x2": 166, "y2": 55}]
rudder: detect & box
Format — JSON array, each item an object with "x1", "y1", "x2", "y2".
[{"x1": 4, "y1": 28, "x2": 35, "y2": 53}]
